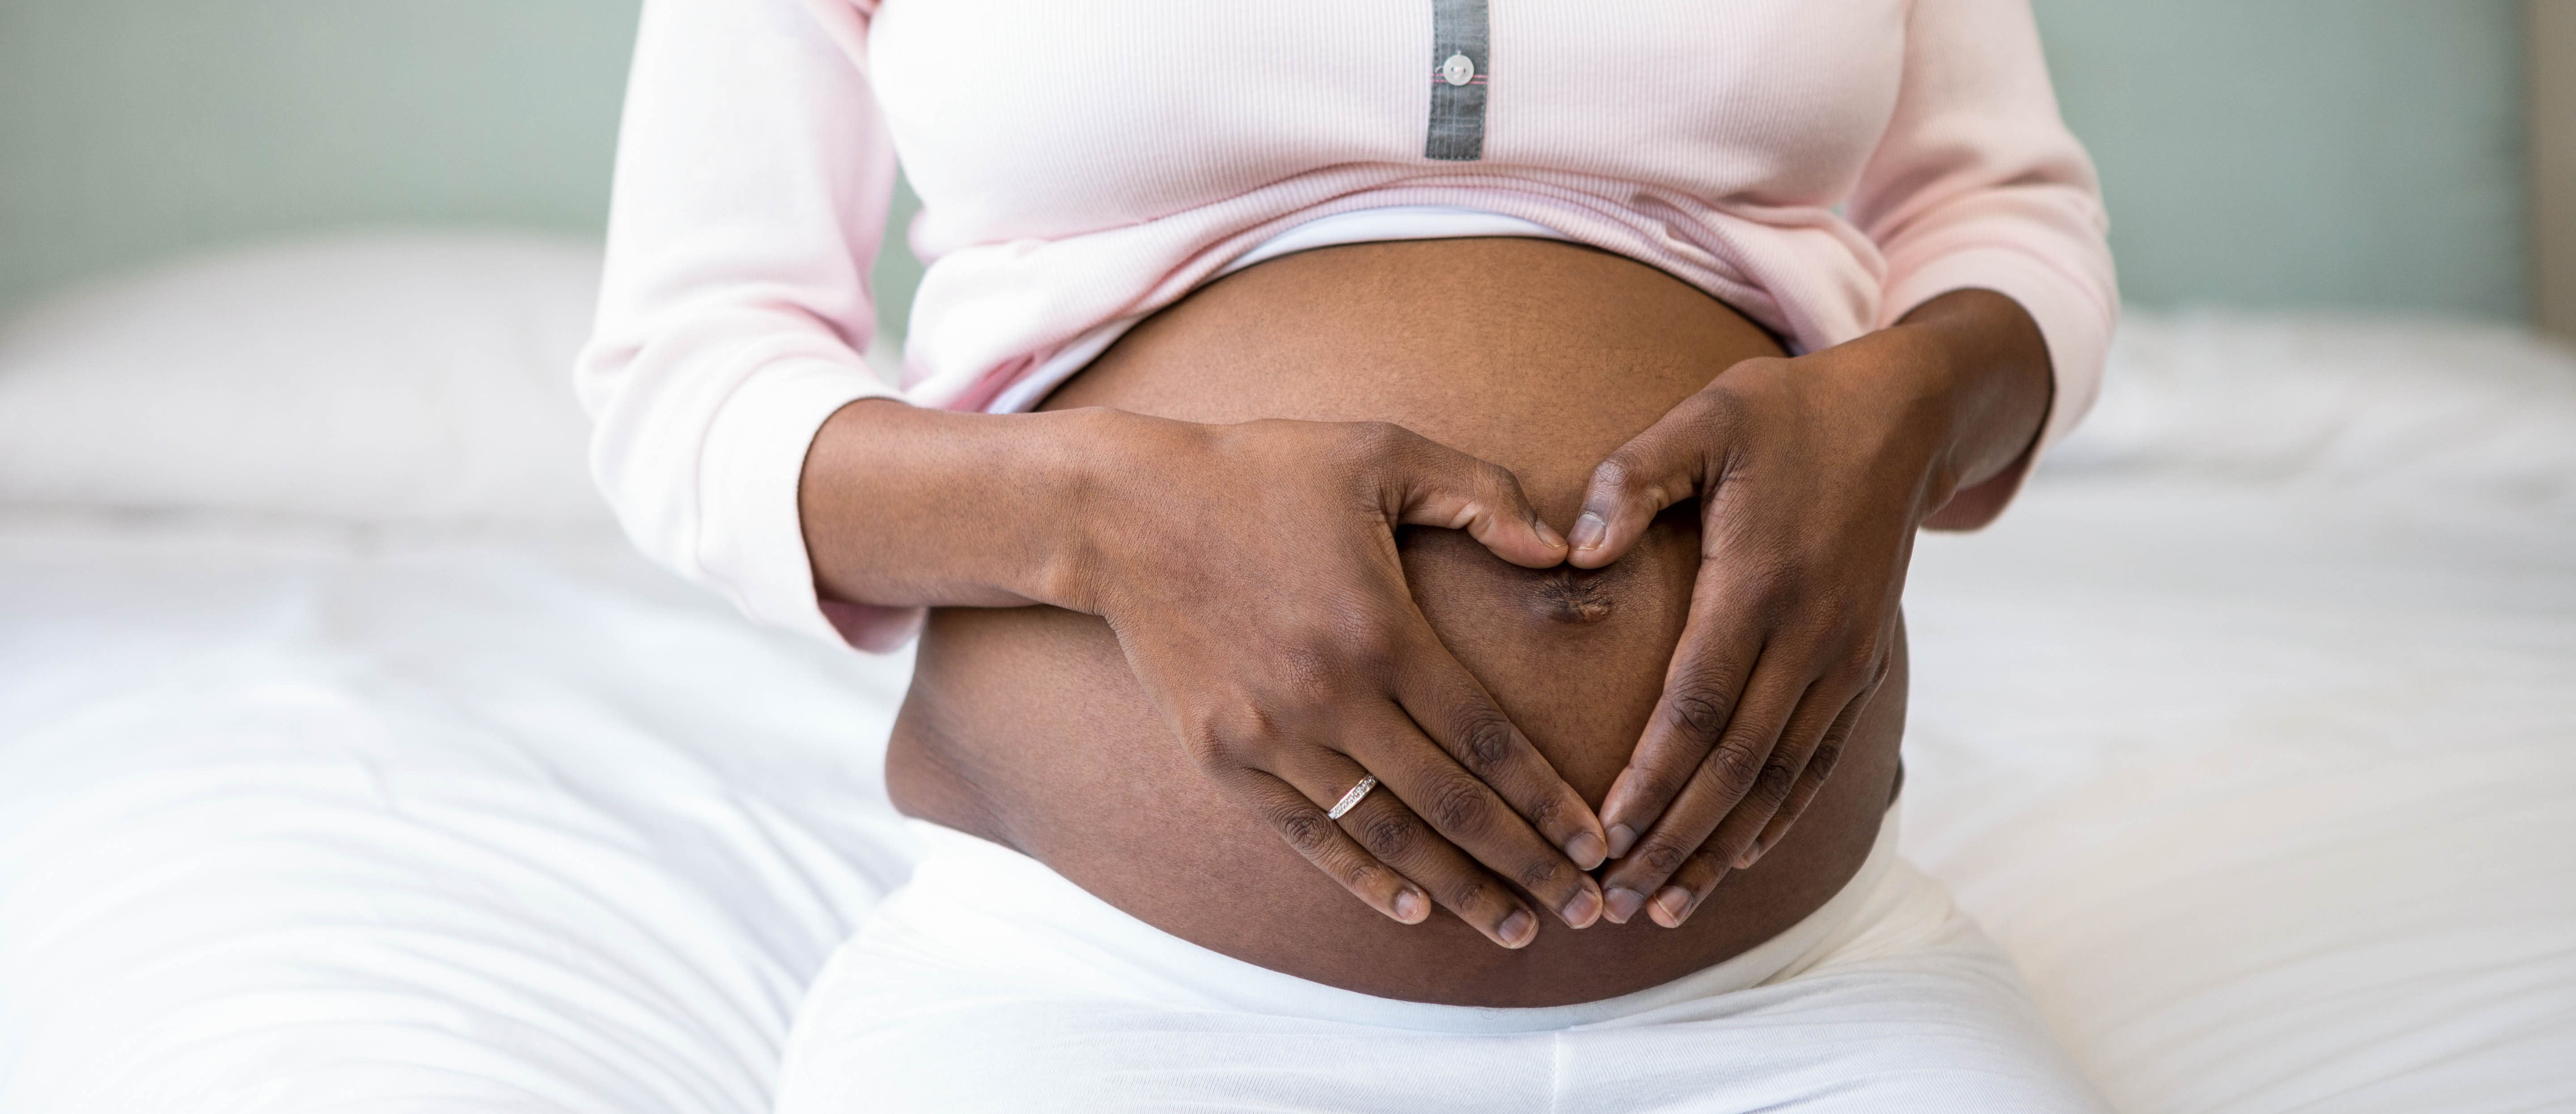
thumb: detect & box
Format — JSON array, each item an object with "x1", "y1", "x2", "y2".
[
  {"x1": 1381, "y1": 432, "x2": 1568, "y2": 569},
  {"x1": 1566, "y1": 398, "x2": 1721, "y2": 569}
]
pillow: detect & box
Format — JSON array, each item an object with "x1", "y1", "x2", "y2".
[{"x1": 0, "y1": 233, "x2": 617, "y2": 527}]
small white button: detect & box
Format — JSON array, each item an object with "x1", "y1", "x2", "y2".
[{"x1": 1441, "y1": 53, "x2": 1475, "y2": 87}]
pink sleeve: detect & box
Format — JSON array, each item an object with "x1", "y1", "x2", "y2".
[
  {"x1": 1848, "y1": 0, "x2": 2119, "y2": 527},
  {"x1": 576, "y1": 0, "x2": 924, "y2": 651}
]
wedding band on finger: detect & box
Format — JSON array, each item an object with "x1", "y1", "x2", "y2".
[{"x1": 1326, "y1": 775, "x2": 1379, "y2": 820}]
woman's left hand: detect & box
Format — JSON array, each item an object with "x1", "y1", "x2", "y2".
[{"x1": 1563, "y1": 289, "x2": 2055, "y2": 928}]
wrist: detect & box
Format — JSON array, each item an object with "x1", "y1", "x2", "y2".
[
  {"x1": 1890, "y1": 289, "x2": 2052, "y2": 496},
  {"x1": 798, "y1": 399, "x2": 1130, "y2": 613},
  {"x1": 1790, "y1": 322, "x2": 1965, "y2": 517},
  {"x1": 1028, "y1": 406, "x2": 1196, "y2": 616}
]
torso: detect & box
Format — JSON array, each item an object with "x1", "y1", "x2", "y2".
[{"x1": 886, "y1": 238, "x2": 1907, "y2": 1007}]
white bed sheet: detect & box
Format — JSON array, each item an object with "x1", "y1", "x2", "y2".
[
  {"x1": 2, "y1": 314, "x2": 2572, "y2": 1113},
  {"x1": 0, "y1": 517, "x2": 916, "y2": 1113},
  {"x1": 1906, "y1": 478, "x2": 2576, "y2": 1113}
]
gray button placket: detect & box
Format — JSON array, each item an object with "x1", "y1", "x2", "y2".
[{"x1": 1425, "y1": 0, "x2": 1489, "y2": 161}]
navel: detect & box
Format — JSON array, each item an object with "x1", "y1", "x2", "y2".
[{"x1": 1535, "y1": 568, "x2": 1616, "y2": 624}]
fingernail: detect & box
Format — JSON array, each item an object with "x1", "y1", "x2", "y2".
[
  {"x1": 1394, "y1": 889, "x2": 1429, "y2": 923},
  {"x1": 1605, "y1": 824, "x2": 1638, "y2": 860},
  {"x1": 1737, "y1": 842, "x2": 1766, "y2": 870},
  {"x1": 1602, "y1": 885, "x2": 1647, "y2": 924},
  {"x1": 1534, "y1": 518, "x2": 1567, "y2": 550},
  {"x1": 1565, "y1": 830, "x2": 1606, "y2": 871},
  {"x1": 1498, "y1": 909, "x2": 1538, "y2": 948},
  {"x1": 1650, "y1": 886, "x2": 1692, "y2": 928},
  {"x1": 1560, "y1": 885, "x2": 1602, "y2": 928},
  {"x1": 1569, "y1": 512, "x2": 1607, "y2": 551}
]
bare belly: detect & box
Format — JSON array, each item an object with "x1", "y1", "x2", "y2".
[{"x1": 886, "y1": 238, "x2": 1907, "y2": 1007}]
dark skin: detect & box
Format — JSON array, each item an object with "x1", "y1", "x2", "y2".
[
  {"x1": 1568, "y1": 269, "x2": 2052, "y2": 928},
  {"x1": 799, "y1": 238, "x2": 2050, "y2": 991}
]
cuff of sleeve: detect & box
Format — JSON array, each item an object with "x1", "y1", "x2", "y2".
[
  {"x1": 1881, "y1": 246, "x2": 2115, "y2": 527},
  {"x1": 1880, "y1": 245, "x2": 2115, "y2": 459},
  {"x1": 697, "y1": 354, "x2": 913, "y2": 649}
]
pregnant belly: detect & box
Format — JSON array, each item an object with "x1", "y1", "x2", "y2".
[{"x1": 886, "y1": 238, "x2": 1907, "y2": 1007}]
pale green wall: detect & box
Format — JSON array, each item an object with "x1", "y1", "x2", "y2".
[
  {"x1": 0, "y1": 0, "x2": 2535, "y2": 327},
  {"x1": 2035, "y1": 0, "x2": 2528, "y2": 320},
  {"x1": 0, "y1": 0, "x2": 639, "y2": 311}
]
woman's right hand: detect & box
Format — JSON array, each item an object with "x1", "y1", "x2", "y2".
[
  {"x1": 1062, "y1": 412, "x2": 1610, "y2": 946},
  {"x1": 799, "y1": 401, "x2": 1607, "y2": 947}
]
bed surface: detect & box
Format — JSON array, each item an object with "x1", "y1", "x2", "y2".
[
  {"x1": 1908, "y1": 478, "x2": 2576, "y2": 1111},
  {"x1": 1, "y1": 241, "x2": 2570, "y2": 1112},
  {"x1": 0, "y1": 517, "x2": 918, "y2": 1111}
]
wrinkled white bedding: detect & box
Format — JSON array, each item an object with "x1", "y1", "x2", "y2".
[
  {"x1": 1907, "y1": 478, "x2": 2576, "y2": 1113},
  {"x1": 0, "y1": 518, "x2": 918, "y2": 1112},
  {"x1": 2, "y1": 310, "x2": 2572, "y2": 1112}
]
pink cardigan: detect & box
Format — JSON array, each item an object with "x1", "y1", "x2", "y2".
[{"x1": 577, "y1": 0, "x2": 2117, "y2": 651}]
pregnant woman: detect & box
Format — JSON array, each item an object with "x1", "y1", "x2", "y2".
[{"x1": 580, "y1": 0, "x2": 2117, "y2": 1109}]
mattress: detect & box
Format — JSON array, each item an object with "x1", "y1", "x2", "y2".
[{"x1": 1, "y1": 239, "x2": 2570, "y2": 1112}]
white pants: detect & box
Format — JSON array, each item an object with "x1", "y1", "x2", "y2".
[{"x1": 775, "y1": 811, "x2": 2109, "y2": 1113}]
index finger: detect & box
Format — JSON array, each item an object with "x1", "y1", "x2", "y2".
[
  {"x1": 1563, "y1": 390, "x2": 1730, "y2": 570},
  {"x1": 1377, "y1": 427, "x2": 1569, "y2": 569}
]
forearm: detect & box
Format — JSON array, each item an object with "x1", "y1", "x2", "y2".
[{"x1": 797, "y1": 398, "x2": 1112, "y2": 612}]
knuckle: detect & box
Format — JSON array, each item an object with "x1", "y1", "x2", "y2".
[
  {"x1": 1308, "y1": 603, "x2": 1397, "y2": 669},
  {"x1": 1347, "y1": 420, "x2": 1412, "y2": 462},
  {"x1": 1452, "y1": 713, "x2": 1517, "y2": 776},
  {"x1": 1841, "y1": 640, "x2": 1885, "y2": 677},
  {"x1": 1628, "y1": 760, "x2": 1691, "y2": 804},
  {"x1": 1344, "y1": 629, "x2": 1402, "y2": 680},
  {"x1": 1707, "y1": 739, "x2": 1767, "y2": 791},
  {"x1": 1521, "y1": 792, "x2": 1567, "y2": 834},
  {"x1": 1680, "y1": 399, "x2": 1740, "y2": 450},
  {"x1": 1749, "y1": 760, "x2": 1798, "y2": 809},
  {"x1": 1748, "y1": 580, "x2": 1801, "y2": 627},
  {"x1": 1357, "y1": 809, "x2": 1418, "y2": 859},
  {"x1": 1804, "y1": 742, "x2": 1844, "y2": 782},
  {"x1": 1235, "y1": 700, "x2": 1287, "y2": 741},
  {"x1": 1184, "y1": 692, "x2": 1328, "y2": 775},
  {"x1": 1342, "y1": 857, "x2": 1388, "y2": 892},
  {"x1": 1636, "y1": 836, "x2": 1691, "y2": 876},
  {"x1": 1591, "y1": 454, "x2": 1634, "y2": 492},
  {"x1": 1444, "y1": 876, "x2": 1496, "y2": 913},
  {"x1": 1274, "y1": 805, "x2": 1335, "y2": 854},
  {"x1": 1178, "y1": 722, "x2": 1233, "y2": 770},
  {"x1": 1665, "y1": 680, "x2": 1735, "y2": 743},
  {"x1": 1273, "y1": 644, "x2": 1341, "y2": 703},
  {"x1": 1425, "y1": 775, "x2": 1493, "y2": 837},
  {"x1": 1516, "y1": 856, "x2": 1568, "y2": 893}
]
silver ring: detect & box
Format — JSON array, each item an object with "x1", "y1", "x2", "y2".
[{"x1": 1326, "y1": 775, "x2": 1378, "y2": 820}]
